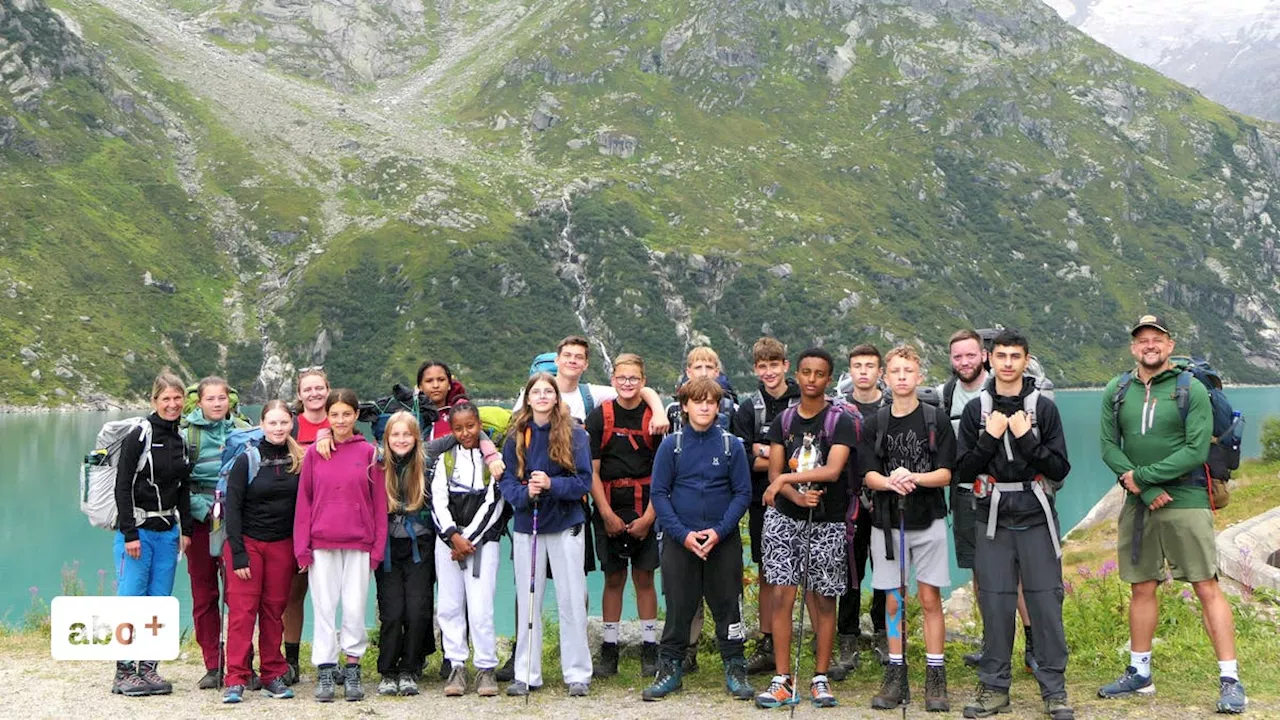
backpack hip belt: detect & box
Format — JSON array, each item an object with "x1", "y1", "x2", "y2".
[
  {"x1": 973, "y1": 473, "x2": 1060, "y2": 558},
  {"x1": 603, "y1": 476, "x2": 651, "y2": 517},
  {"x1": 134, "y1": 507, "x2": 180, "y2": 525}
]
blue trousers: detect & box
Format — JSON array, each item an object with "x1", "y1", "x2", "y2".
[{"x1": 114, "y1": 526, "x2": 180, "y2": 597}]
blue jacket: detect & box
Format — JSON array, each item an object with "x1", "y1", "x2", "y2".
[
  {"x1": 651, "y1": 425, "x2": 751, "y2": 544},
  {"x1": 498, "y1": 422, "x2": 593, "y2": 535}
]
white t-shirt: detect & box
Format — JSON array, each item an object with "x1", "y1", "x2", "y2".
[{"x1": 513, "y1": 382, "x2": 617, "y2": 423}]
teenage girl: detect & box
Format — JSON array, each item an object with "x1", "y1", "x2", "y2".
[
  {"x1": 497, "y1": 373, "x2": 594, "y2": 696},
  {"x1": 294, "y1": 388, "x2": 387, "y2": 702}
]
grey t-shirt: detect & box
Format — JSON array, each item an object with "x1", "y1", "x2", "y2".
[{"x1": 939, "y1": 372, "x2": 987, "y2": 435}]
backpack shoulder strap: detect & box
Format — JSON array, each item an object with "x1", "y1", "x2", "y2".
[
  {"x1": 979, "y1": 389, "x2": 993, "y2": 426},
  {"x1": 921, "y1": 402, "x2": 939, "y2": 456},
  {"x1": 720, "y1": 426, "x2": 732, "y2": 456},
  {"x1": 443, "y1": 447, "x2": 456, "y2": 483},
  {"x1": 641, "y1": 405, "x2": 655, "y2": 449},
  {"x1": 185, "y1": 424, "x2": 202, "y2": 463},
  {"x1": 875, "y1": 405, "x2": 892, "y2": 460},
  {"x1": 821, "y1": 401, "x2": 840, "y2": 442},
  {"x1": 1111, "y1": 371, "x2": 1135, "y2": 445},
  {"x1": 1025, "y1": 389, "x2": 1041, "y2": 440},
  {"x1": 245, "y1": 446, "x2": 262, "y2": 487},
  {"x1": 601, "y1": 399, "x2": 616, "y2": 446},
  {"x1": 579, "y1": 385, "x2": 595, "y2": 417},
  {"x1": 942, "y1": 376, "x2": 958, "y2": 419},
  {"x1": 780, "y1": 405, "x2": 799, "y2": 441},
  {"x1": 751, "y1": 390, "x2": 766, "y2": 433},
  {"x1": 1175, "y1": 370, "x2": 1193, "y2": 423},
  {"x1": 673, "y1": 428, "x2": 684, "y2": 455}
]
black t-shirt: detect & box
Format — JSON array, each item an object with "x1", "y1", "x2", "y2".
[
  {"x1": 731, "y1": 380, "x2": 802, "y2": 499},
  {"x1": 858, "y1": 404, "x2": 957, "y2": 530},
  {"x1": 765, "y1": 405, "x2": 856, "y2": 523},
  {"x1": 586, "y1": 401, "x2": 657, "y2": 515}
]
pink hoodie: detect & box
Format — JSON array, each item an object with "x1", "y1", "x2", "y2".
[{"x1": 294, "y1": 435, "x2": 388, "y2": 568}]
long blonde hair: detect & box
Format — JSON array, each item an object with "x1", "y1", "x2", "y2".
[
  {"x1": 381, "y1": 411, "x2": 427, "y2": 513},
  {"x1": 512, "y1": 373, "x2": 577, "y2": 480},
  {"x1": 260, "y1": 400, "x2": 305, "y2": 474}
]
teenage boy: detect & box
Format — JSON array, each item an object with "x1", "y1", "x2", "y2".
[
  {"x1": 642, "y1": 377, "x2": 754, "y2": 702},
  {"x1": 731, "y1": 337, "x2": 801, "y2": 675},
  {"x1": 954, "y1": 330, "x2": 1073, "y2": 720},
  {"x1": 586, "y1": 354, "x2": 661, "y2": 680},
  {"x1": 1097, "y1": 315, "x2": 1246, "y2": 714},
  {"x1": 861, "y1": 345, "x2": 956, "y2": 712},
  {"x1": 754, "y1": 348, "x2": 856, "y2": 710},
  {"x1": 835, "y1": 344, "x2": 890, "y2": 673},
  {"x1": 940, "y1": 330, "x2": 1034, "y2": 671},
  {"x1": 665, "y1": 346, "x2": 738, "y2": 431}
]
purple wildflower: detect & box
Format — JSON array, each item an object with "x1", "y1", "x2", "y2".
[
  {"x1": 1100, "y1": 560, "x2": 1118, "y2": 577},
  {"x1": 1077, "y1": 566, "x2": 1092, "y2": 579}
]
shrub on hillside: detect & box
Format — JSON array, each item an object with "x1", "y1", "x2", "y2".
[{"x1": 1262, "y1": 416, "x2": 1280, "y2": 463}]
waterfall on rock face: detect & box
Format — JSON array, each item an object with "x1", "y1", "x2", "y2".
[{"x1": 556, "y1": 190, "x2": 614, "y2": 374}]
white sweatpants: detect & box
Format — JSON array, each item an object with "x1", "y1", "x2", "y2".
[
  {"x1": 435, "y1": 538, "x2": 500, "y2": 669},
  {"x1": 309, "y1": 548, "x2": 372, "y2": 666},
  {"x1": 512, "y1": 528, "x2": 592, "y2": 686}
]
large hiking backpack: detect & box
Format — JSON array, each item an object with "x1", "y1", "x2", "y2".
[
  {"x1": 80, "y1": 417, "x2": 153, "y2": 530},
  {"x1": 181, "y1": 383, "x2": 252, "y2": 426},
  {"x1": 359, "y1": 383, "x2": 438, "y2": 443},
  {"x1": 746, "y1": 389, "x2": 800, "y2": 439},
  {"x1": 1110, "y1": 356, "x2": 1243, "y2": 509},
  {"x1": 208, "y1": 427, "x2": 291, "y2": 558},
  {"x1": 526, "y1": 351, "x2": 596, "y2": 419},
  {"x1": 478, "y1": 406, "x2": 513, "y2": 449}
]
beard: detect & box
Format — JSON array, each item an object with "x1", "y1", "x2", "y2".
[{"x1": 954, "y1": 365, "x2": 983, "y2": 384}]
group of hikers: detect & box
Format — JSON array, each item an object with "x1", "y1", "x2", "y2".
[{"x1": 102, "y1": 317, "x2": 1248, "y2": 716}]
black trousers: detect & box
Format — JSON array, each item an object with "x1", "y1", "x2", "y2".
[
  {"x1": 659, "y1": 533, "x2": 746, "y2": 664},
  {"x1": 838, "y1": 501, "x2": 886, "y2": 636},
  {"x1": 375, "y1": 536, "x2": 436, "y2": 678},
  {"x1": 975, "y1": 519, "x2": 1067, "y2": 697}
]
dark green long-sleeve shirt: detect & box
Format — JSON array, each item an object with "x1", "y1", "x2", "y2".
[{"x1": 1100, "y1": 366, "x2": 1211, "y2": 509}]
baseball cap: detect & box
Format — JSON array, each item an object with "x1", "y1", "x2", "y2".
[{"x1": 1130, "y1": 314, "x2": 1170, "y2": 336}]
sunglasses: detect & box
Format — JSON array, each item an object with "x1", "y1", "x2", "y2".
[{"x1": 298, "y1": 365, "x2": 325, "y2": 374}]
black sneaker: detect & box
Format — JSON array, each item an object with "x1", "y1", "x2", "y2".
[
  {"x1": 746, "y1": 635, "x2": 775, "y2": 675},
  {"x1": 439, "y1": 658, "x2": 453, "y2": 681},
  {"x1": 641, "y1": 642, "x2": 660, "y2": 678},
  {"x1": 198, "y1": 668, "x2": 222, "y2": 690},
  {"x1": 594, "y1": 642, "x2": 619, "y2": 678},
  {"x1": 495, "y1": 653, "x2": 516, "y2": 683},
  {"x1": 343, "y1": 663, "x2": 364, "y2": 701},
  {"x1": 136, "y1": 661, "x2": 172, "y2": 695},
  {"x1": 112, "y1": 662, "x2": 150, "y2": 697}
]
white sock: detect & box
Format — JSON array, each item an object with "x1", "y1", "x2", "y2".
[
  {"x1": 889, "y1": 653, "x2": 904, "y2": 666},
  {"x1": 1219, "y1": 659, "x2": 1239, "y2": 681},
  {"x1": 926, "y1": 653, "x2": 945, "y2": 668},
  {"x1": 603, "y1": 622, "x2": 619, "y2": 644},
  {"x1": 641, "y1": 620, "x2": 657, "y2": 644},
  {"x1": 1130, "y1": 650, "x2": 1152, "y2": 676}
]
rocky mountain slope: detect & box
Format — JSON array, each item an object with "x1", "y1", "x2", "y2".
[
  {"x1": 1046, "y1": 0, "x2": 1280, "y2": 123},
  {"x1": 2, "y1": 0, "x2": 1280, "y2": 406}
]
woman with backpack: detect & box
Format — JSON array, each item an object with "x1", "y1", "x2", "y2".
[
  {"x1": 221, "y1": 400, "x2": 306, "y2": 704},
  {"x1": 294, "y1": 388, "x2": 387, "y2": 703},
  {"x1": 497, "y1": 373, "x2": 594, "y2": 697},
  {"x1": 374, "y1": 411, "x2": 437, "y2": 697},
  {"x1": 432, "y1": 402, "x2": 508, "y2": 698},
  {"x1": 183, "y1": 376, "x2": 251, "y2": 690},
  {"x1": 111, "y1": 370, "x2": 192, "y2": 697},
  {"x1": 283, "y1": 366, "x2": 330, "y2": 684}
]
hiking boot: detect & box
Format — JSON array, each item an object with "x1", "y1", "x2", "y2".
[
  {"x1": 683, "y1": 644, "x2": 700, "y2": 674},
  {"x1": 811, "y1": 674, "x2": 838, "y2": 708},
  {"x1": 398, "y1": 673, "x2": 419, "y2": 696},
  {"x1": 342, "y1": 663, "x2": 364, "y2": 701},
  {"x1": 829, "y1": 634, "x2": 860, "y2": 681},
  {"x1": 925, "y1": 665, "x2": 950, "y2": 712},
  {"x1": 745, "y1": 635, "x2": 775, "y2": 675},
  {"x1": 963, "y1": 683, "x2": 1011, "y2": 718},
  {"x1": 261, "y1": 677, "x2": 294, "y2": 699},
  {"x1": 495, "y1": 653, "x2": 516, "y2": 682},
  {"x1": 642, "y1": 658, "x2": 684, "y2": 701},
  {"x1": 964, "y1": 650, "x2": 983, "y2": 669},
  {"x1": 871, "y1": 663, "x2": 910, "y2": 709},
  {"x1": 378, "y1": 676, "x2": 399, "y2": 696},
  {"x1": 444, "y1": 664, "x2": 467, "y2": 696},
  {"x1": 755, "y1": 675, "x2": 796, "y2": 709},
  {"x1": 198, "y1": 668, "x2": 222, "y2": 690},
  {"x1": 873, "y1": 631, "x2": 890, "y2": 666},
  {"x1": 1097, "y1": 666, "x2": 1154, "y2": 698},
  {"x1": 725, "y1": 656, "x2": 753, "y2": 700},
  {"x1": 567, "y1": 682, "x2": 589, "y2": 697},
  {"x1": 222, "y1": 684, "x2": 245, "y2": 704},
  {"x1": 505, "y1": 681, "x2": 531, "y2": 697},
  {"x1": 1045, "y1": 693, "x2": 1075, "y2": 720},
  {"x1": 475, "y1": 668, "x2": 499, "y2": 697},
  {"x1": 112, "y1": 662, "x2": 150, "y2": 697},
  {"x1": 641, "y1": 642, "x2": 660, "y2": 678},
  {"x1": 136, "y1": 661, "x2": 172, "y2": 695},
  {"x1": 283, "y1": 661, "x2": 300, "y2": 686},
  {"x1": 1216, "y1": 677, "x2": 1248, "y2": 714},
  {"x1": 314, "y1": 664, "x2": 337, "y2": 703},
  {"x1": 594, "y1": 642, "x2": 619, "y2": 678}
]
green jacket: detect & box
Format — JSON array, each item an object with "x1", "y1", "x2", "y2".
[
  {"x1": 1099, "y1": 366, "x2": 1211, "y2": 509},
  {"x1": 183, "y1": 408, "x2": 248, "y2": 523}
]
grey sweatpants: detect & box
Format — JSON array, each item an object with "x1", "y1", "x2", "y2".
[{"x1": 974, "y1": 519, "x2": 1067, "y2": 697}]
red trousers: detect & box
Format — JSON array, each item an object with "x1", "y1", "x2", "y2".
[
  {"x1": 187, "y1": 520, "x2": 223, "y2": 670},
  {"x1": 224, "y1": 536, "x2": 296, "y2": 686}
]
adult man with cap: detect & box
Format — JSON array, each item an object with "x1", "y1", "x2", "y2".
[{"x1": 1096, "y1": 314, "x2": 1246, "y2": 714}]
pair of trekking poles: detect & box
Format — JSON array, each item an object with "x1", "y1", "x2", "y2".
[{"x1": 789, "y1": 489, "x2": 908, "y2": 720}]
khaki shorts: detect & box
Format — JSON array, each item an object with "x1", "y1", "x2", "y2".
[{"x1": 1118, "y1": 503, "x2": 1217, "y2": 583}]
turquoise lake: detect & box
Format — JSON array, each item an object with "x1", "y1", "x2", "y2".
[{"x1": 4, "y1": 387, "x2": 1278, "y2": 636}]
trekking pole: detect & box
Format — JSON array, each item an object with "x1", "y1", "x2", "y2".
[
  {"x1": 898, "y1": 501, "x2": 908, "y2": 720},
  {"x1": 218, "y1": 553, "x2": 227, "y2": 690},
  {"x1": 789, "y1": 494, "x2": 815, "y2": 719},
  {"x1": 524, "y1": 497, "x2": 540, "y2": 707}
]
